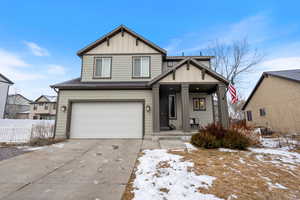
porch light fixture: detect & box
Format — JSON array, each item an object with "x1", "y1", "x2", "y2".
[
  {"x1": 146, "y1": 105, "x2": 151, "y2": 112},
  {"x1": 196, "y1": 88, "x2": 199, "y2": 90},
  {"x1": 61, "y1": 105, "x2": 67, "y2": 112}
]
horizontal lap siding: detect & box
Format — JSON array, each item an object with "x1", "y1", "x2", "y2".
[
  {"x1": 81, "y1": 54, "x2": 162, "y2": 82},
  {"x1": 55, "y1": 90, "x2": 153, "y2": 138}
]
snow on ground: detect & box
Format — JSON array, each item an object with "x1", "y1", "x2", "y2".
[
  {"x1": 184, "y1": 142, "x2": 198, "y2": 152},
  {"x1": 218, "y1": 148, "x2": 238, "y2": 153},
  {"x1": 261, "y1": 137, "x2": 298, "y2": 150},
  {"x1": 249, "y1": 147, "x2": 300, "y2": 169},
  {"x1": 132, "y1": 149, "x2": 223, "y2": 200}
]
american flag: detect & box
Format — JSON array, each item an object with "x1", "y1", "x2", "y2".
[{"x1": 228, "y1": 83, "x2": 238, "y2": 104}]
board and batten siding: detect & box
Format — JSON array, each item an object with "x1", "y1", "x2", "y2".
[
  {"x1": 55, "y1": 90, "x2": 153, "y2": 138},
  {"x1": 81, "y1": 54, "x2": 162, "y2": 82},
  {"x1": 86, "y1": 31, "x2": 158, "y2": 54},
  {"x1": 162, "y1": 60, "x2": 210, "y2": 72}
]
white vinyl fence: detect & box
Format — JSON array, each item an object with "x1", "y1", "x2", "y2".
[{"x1": 0, "y1": 119, "x2": 55, "y2": 143}]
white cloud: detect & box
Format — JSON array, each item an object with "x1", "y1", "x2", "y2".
[
  {"x1": 24, "y1": 41, "x2": 49, "y2": 56},
  {"x1": 0, "y1": 49, "x2": 44, "y2": 81},
  {"x1": 261, "y1": 57, "x2": 300, "y2": 71},
  {"x1": 47, "y1": 64, "x2": 66, "y2": 75}
]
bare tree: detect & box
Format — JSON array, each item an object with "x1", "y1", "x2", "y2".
[{"x1": 205, "y1": 38, "x2": 264, "y2": 84}]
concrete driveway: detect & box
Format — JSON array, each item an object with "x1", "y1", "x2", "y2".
[{"x1": 0, "y1": 139, "x2": 142, "y2": 200}]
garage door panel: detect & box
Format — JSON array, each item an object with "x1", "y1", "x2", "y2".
[{"x1": 70, "y1": 102, "x2": 143, "y2": 138}]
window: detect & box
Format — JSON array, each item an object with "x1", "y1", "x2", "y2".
[
  {"x1": 133, "y1": 56, "x2": 150, "y2": 78},
  {"x1": 193, "y1": 98, "x2": 206, "y2": 111},
  {"x1": 167, "y1": 61, "x2": 174, "y2": 68},
  {"x1": 53, "y1": 103, "x2": 56, "y2": 110},
  {"x1": 45, "y1": 103, "x2": 48, "y2": 110},
  {"x1": 33, "y1": 104, "x2": 37, "y2": 110},
  {"x1": 259, "y1": 108, "x2": 266, "y2": 116},
  {"x1": 168, "y1": 95, "x2": 176, "y2": 119},
  {"x1": 246, "y1": 111, "x2": 252, "y2": 121},
  {"x1": 94, "y1": 57, "x2": 112, "y2": 78}
]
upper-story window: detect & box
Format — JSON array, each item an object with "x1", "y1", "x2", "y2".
[
  {"x1": 44, "y1": 103, "x2": 48, "y2": 110},
  {"x1": 94, "y1": 57, "x2": 112, "y2": 78},
  {"x1": 132, "y1": 56, "x2": 150, "y2": 78},
  {"x1": 167, "y1": 61, "x2": 174, "y2": 68}
]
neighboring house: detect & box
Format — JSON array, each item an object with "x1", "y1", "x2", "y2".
[
  {"x1": 51, "y1": 25, "x2": 229, "y2": 139},
  {"x1": 5, "y1": 94, "x2": 32, "y2": 119},
  {"x1": 30, "y1": 95, "x2": 57, "y2": 120},
  {"x1": 0, "y1": 73, "x2": 14, "y2": 119},
  {"x1": 242, "y1": 69, "x2": 300, "y2": 133}
]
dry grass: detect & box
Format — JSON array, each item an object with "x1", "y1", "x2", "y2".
[
  {"x1": 28, "y1": 138, "x2": 66, "y2": 146},
  {"x1": 122, "y1": 148, "x2": 300, "y2": 200}
]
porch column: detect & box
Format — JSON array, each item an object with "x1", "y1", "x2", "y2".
[
  {"x1": 217, "y1": 84, "x2": 229, "y2": 129},
  {"x1": 181, "y1": 83, "x2": 190, "y2": 132},
  {"x1": 152, "y1": 83, "x2": 160, "y2": 133}
]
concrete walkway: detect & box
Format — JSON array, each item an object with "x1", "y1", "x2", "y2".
[{"x1": 0, "y1": 139, "x2": 142, "y2": 200}]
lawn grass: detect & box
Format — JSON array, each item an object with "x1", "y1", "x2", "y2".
[{"x1": 122, "y1": 148, "x2": 300, "y2": 200}]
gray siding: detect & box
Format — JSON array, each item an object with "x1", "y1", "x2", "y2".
[
  {"x1": 169, "y1": 93, "x2": 213, "y2": 129},
  {"x1": 81, "y1": 54, "x2": 162, "y2": 82},
  {"x1": 55, "y1": 90, "x2": 153, "y2": 138}
]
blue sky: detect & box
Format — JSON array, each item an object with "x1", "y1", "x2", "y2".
[{"x1": 1, "y1": 0, "x2": 300, "y2": 99}]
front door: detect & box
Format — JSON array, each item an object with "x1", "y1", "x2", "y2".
[{"x1": 160, "y1": 92, "x2": 169, "y2": 130}]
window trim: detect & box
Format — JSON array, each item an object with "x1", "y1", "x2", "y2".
[
  {"x1": 246, "y1": 110, "x2": 253, "y2": 121},
  {"x1": 168, "y1": 94, "x2": 177, "y2": 119},
  {"x1": 193, "y1": 97, "x2": 206, "y2": 111},
  {"x1": 93, "y1": 56, "x2": 112, "y2": 79},
  {"x1": 132, "y1": 56, "x2": 151, "y2": 79}
]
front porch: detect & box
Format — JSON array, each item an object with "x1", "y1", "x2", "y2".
[{"x1": 152, "y1": 83, "x2": 229, "y2": 135}]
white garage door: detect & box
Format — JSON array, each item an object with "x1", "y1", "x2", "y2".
[{"x1": 70, "y1": 102, "x2": 143, "y2": 138}]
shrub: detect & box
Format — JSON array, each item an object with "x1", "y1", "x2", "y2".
[{"x1": 191, "y1": 123, "x2": 252, "y2": 150}]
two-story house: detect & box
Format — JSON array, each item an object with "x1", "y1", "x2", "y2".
[
  {"x1": 0, "y1": 73, "x2": 14, "y2": 119},
  {"x1": 29, "y1": 95, "x2": 57, "y2": 120},
  {"x1": 5, "y1": 94, "x2": 32, "y2": 119},
  {"x1": 242, "y1": 69, "x2": 300, "y2": 133},
  {"x1": 51, "y1": 25, "x2": 229, "y2": 139}
]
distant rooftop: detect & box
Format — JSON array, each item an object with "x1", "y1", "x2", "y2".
[
  {"x1": 265, "y1": 69, "x2": 300, "y2": 83},
  {"x1": 43, "y1": 95, "x2": 57, "y2": 102}
]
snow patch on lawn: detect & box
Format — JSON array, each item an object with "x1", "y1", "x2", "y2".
[
  {"x1": 250, "y1": 148, "x2": 300, "y2": 169},
  {"x1": 219, "y1": 148, "x2": 238, "y2": 153},
  {"x1": 133, "y1": 149, "x2": 222, "y2": 200},
  {"x1": 184, "y1": 142, "x2": 198, "y2": 152},
  {"x1": 267, "y1": 182, "x2": 288, "y2": 190}
]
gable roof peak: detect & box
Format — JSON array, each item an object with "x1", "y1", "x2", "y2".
[
  {"x1": 148, "y1": 57, "x2": 229, "y2": 86},
  {"x1": 77, "y1": 24, "x2": 166, "y2": 56}
]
